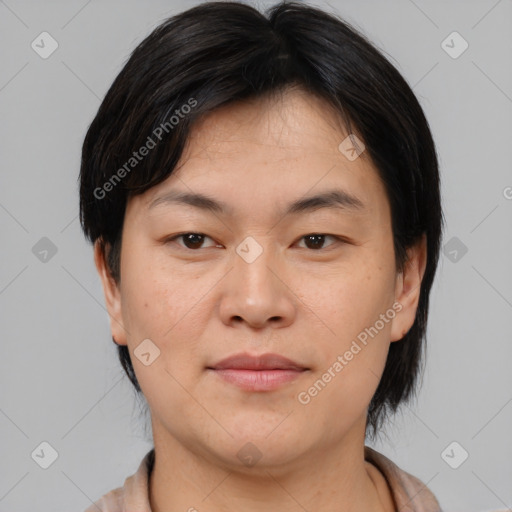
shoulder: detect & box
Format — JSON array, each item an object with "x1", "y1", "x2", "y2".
[
  {"x1": 82, "y1": 449, "x2": 154, "y2": 512},
  {"x1": 83, "y1": 487, "x2": 124, "y2": 512},
  {"x1": 364, "y1": 445, "x2": 442, "y2": 512}
]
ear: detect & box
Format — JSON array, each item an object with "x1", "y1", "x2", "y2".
[
  {"x1": 94, "y1": 240, "x2": 128, "y2": 346},
  {"x1": 390, "y1": 234, "x2": 427, "y2": 342}
]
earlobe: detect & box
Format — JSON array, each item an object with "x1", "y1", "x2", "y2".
[
  {"x1": 93, "y1": 240, "x2": 128, "y2": 346},
  {"x1": 390, "y1": 234, "x2": 427, "y2": 342}
]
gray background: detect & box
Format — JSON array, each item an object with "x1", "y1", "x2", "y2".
[{"x1": 1, "y1": 0, "x2": 511, "y2": 511}]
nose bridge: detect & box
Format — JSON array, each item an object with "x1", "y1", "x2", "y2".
[
  {"x1": 218, "y1": 234, "x2": 295, "y2": 328},
  {"x1": 233, "y1": 234, "x2": 279, "y2": 299}
]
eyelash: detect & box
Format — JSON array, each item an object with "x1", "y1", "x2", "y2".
[{"x1": 164, "y1": 232, "x2": 346, "y2": 252}]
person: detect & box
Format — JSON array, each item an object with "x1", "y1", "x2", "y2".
[{"x1": 79, "y1": 1, "x2": 445, "y2": 510}]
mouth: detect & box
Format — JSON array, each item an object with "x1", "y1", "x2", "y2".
[{"x1": 206, "y1": 352, "x2": 309, "y2": 392}]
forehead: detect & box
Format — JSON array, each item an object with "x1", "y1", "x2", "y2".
[
  {"x1": 183, "y1": 87, "x2": 351, "y2": 158},
  {"x1": 131, "y1": 88, "x2": 390, "y2": 224}
]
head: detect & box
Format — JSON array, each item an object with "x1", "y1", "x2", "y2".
[{"x1": 79, "y1": 0, "x2": 443, "y2": 459}]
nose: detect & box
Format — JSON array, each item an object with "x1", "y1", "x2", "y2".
[{"x1": 218, "y1": 241, "x2": 296, "y2": 330}]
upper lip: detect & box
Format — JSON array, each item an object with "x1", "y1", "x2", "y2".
[{"x1": 208, "y1": 352, "x2": 308, "y2": 371}]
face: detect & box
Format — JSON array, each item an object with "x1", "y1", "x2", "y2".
[{"x1": 96, "y1": 87, "x2": 426, "y2": 469}]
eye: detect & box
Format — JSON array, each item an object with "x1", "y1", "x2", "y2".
[
  {"x1": 296, "y1": 234, "x2": 341, "y2": 250},
  {"x1": 165, "y1": 232, "x2": 345, "y2": 252},
  {"x1": 166, "y1": 232, "x2": 219, "y2": 250}
]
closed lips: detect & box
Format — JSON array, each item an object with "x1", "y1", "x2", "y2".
[{"x1": 208, "y1": 353, "x2": 308, "y2": 371}]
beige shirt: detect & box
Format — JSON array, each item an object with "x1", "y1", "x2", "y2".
[{"x1": 84, "y1": 446, "x2": 443, "y2": 511}]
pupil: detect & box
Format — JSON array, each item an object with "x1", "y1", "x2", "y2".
[
  {"x1": 185, "y1": 233, "x2": 203, "y2": 248},
  {"x1": 306, "y1": 235, "x2": 324, "y2": 249}
]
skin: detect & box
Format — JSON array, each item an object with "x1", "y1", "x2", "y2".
[{"x1": 95, "y1": 86, "x2": 427, "y2": 512}]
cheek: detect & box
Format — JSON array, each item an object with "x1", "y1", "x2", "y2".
[
  {"x1": 294, "y1": 264, "x2": 395, "y2": 428},
  {"x1": 118, "y1": 257, "x2": 210, "y2": 408},
  {"x1": 309, "y1": 263, "x2": 395, "y2": 412},
  {"x1": 122, "y1": 248, "x2": 241, "y2": 384},
  {"x1": 120, "y1": 242, "x2": 197, "y2": 332},
  {"x1": 296, "y1": 259, "x2": 395, "y2": 352},
  {"x1": 296, "y1": 281, "x2": 393, "y2": 439}
]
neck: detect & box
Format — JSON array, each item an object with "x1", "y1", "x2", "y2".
[{"x1": 148, "y1": 417, "x2": 395, "y2": 512}]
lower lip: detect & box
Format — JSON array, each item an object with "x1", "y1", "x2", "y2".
[{"x1": 211, "y1": 369, "x2": 305, "y2": 391}]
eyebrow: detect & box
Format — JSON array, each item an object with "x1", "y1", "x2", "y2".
[{"x1": 148, "y1": 188, "x2": 366, "y2": 217}]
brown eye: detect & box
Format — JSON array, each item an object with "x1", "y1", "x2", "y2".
[
  {"x1": 168, "y1": 233, "x2": 218, "y2": 250},
  {"x1": 298, "y1": 234, "x2": 338, "y2": 250}
]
